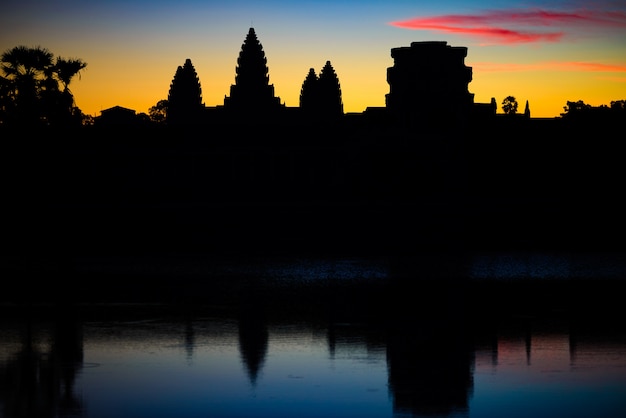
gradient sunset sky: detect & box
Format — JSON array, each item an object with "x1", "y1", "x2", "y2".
[{"x1": 2, "y1": 0, "x2": 626, "y2": 118}]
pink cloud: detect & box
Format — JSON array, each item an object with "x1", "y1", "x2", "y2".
[
  {"x1": 472, "y1": 61, "x2": 626, "y2": 73},
  {"x1": 389, "y1": 8, "x2": 626, "y2": 44},
  {"x1": 566, "y1": 61, "x2": 626, "y2": 72}
]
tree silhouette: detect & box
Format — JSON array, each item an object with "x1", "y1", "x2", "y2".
[
  {"x1": 561, "y1": 100, "x2": 591, "y2": 118},
  {"x1": 149, "y1": 99, "x2": 168, "y2": 124},
  {"x1": 167, "y1": 58, "x2": 204, "y2": 125},
  {"x1": 560, "y1": 99, "x2": 626, "y2": 122},
  {"x1": 1, "y1": 45, "x2": 53, "y2": 125},
  {"x1": 501, "y1": 96, "x2": 518, "y2": 115},
  {"x1": 55, "y1": 57, "x2": 87, "y2": 95},
  {"x1": 610, "y1": 100, "x2": 626, "y2": 112},
  {"x1": 0, "y1": 73, "x2": 10, "y2": 124},
  {"x1": 0, "y1": 45, "x2": 86, "y2": 127},
  {"x1": 610, "y1": 100, "x2": 626, "y2": 121},
  {"x1": 46, "y1": 57, "x2": 87, "y2": 126}
]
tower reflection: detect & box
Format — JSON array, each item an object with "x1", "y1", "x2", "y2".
[
  {"x1": 385, "y1": 278, "x2": 474, "y2": 417},
  {"x1": 237, "y1": 295, "x2": 269, "y2": 386},
  {"x1": 184, "y1": 318, "x2": 195, "y2": 365}
]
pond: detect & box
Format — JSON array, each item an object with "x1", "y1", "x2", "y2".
[{"x1": 1, "y1": 253, "x2": 626, "y2": 418}]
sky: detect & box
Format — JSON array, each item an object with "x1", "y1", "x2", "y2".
[{"x1": 2, "y1": 0, "x2": 626, "y2": 118}]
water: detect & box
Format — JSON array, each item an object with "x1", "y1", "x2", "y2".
[{"x1": 1, "y1": 253, "x2": 626, "y2": 418}]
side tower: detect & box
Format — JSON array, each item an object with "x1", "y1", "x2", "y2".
[
  {"x1": 299, "y1": 61, "x2": 343, "y2": 120},
  {"x1": 167, "y1": 58, "x2": 204, "y2": 125},
  {"x1": 386, "y1": 41, "x2": 474, "y2": 127},
  {"x1": 223, "y1": 27, "x2": 283, "y2": 116},
  {"x1": 299, "y1": 68, "x2": 319, "y2": 112},
  {"x1": 317, "y1": 60, "x2": 344, "y2": 118}
]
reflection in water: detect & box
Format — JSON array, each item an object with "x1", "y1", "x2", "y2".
[
  {"x1": 387, "y1": 322, "x2": 474, "y2": 417},
  {"x1": 1, "y1": 255, "x2": 626, "y2": 418},
  {"x1": 51, "y1": 310, "x2": 84, "y2": 417},
  {"x1": 184, "y1": 318, "x2": 195, "y2": 365},
  {"x1": 386, "y1": 279, "x2": 474, "y2": 417},
  {"x1": 471, "y1": 317, "x2": 626, "y2": 418},
  {"x1": 0, "y1": 308, "x2": 84, "y2": 418},
  {"x1": 1, "y1": 305, "x2": 625, "y2": 418},
  {"x1": 238, "y1": 299, "x2": 269, "y2": 386}
]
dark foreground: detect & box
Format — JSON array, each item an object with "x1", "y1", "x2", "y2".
[
  {"x1": 2, "y1": 111, "x2": 625, "y2": 417},
  {"x1": 4, "y1": 118, "x2": 626, "y2": 260}
]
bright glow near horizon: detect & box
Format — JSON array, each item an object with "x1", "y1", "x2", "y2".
[{"x1": 2, "y1": 0, "x2": 625, "y2": 119}]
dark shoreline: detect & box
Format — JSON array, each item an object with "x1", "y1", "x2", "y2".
[
  {"x1": 3, "y1": 120, "x2": 625, "y2": 311},
  {"x1": 2, "y1": 251, "x2": 625, "y2": 323}
]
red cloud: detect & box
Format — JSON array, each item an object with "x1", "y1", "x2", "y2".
[
  {"x1": 391, "y1": 19, "x2": 563, "y2": 44},
  {"x1": 389, "y1": 8, "x2": 626, "y2": 44}
]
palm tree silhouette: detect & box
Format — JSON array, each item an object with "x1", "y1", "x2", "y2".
[
  {"x1": 1, "y1": 46, "x2": 87, "y2": 126},
  {"x1": 1, "y1": 45, "x2": 54, "y2": 124},
  {"x1": 55, "y1": 57, "x2": 87, "y2": 95}
]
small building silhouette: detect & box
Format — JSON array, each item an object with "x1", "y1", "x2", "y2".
[
  {"x1": 95, "y1": 105, "x2": 137, "y2": 126},
  {"x1": 472, "y1": 97, "x2": 497, "y2": 120}
]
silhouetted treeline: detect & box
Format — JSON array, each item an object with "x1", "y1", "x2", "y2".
[{"x1": 561, "y1": 99, "x2": 626, "y2": 122}]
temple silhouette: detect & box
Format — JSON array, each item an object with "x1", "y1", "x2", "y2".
[
  {"x1": 95, "y1": 27, "x2": 497, "y2": 129},
  {"x1": 6, "y1": 27, "x2": 625, "y2": 257},
  {"x1": 93, "y1": 27, "x2": 622, "y2": 138}
]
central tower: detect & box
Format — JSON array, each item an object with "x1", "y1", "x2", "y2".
[{"x1": 223, "y1": 27, "x2": 283, "y2": 115}]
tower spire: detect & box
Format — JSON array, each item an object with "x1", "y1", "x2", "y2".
[{"x1": 223, "y1": 27, "x2": 283, "y2": 114}]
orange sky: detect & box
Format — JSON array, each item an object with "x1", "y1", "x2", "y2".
[{"x1": 2, "y1": 1, "x2": 626, "y2": 118}]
